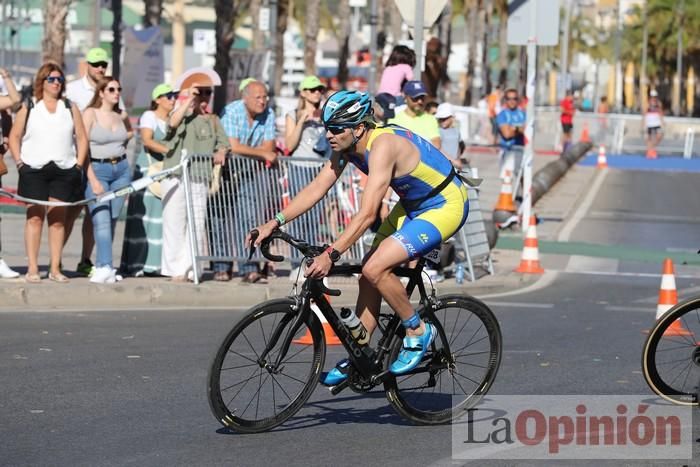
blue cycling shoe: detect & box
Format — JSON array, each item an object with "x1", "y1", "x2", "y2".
[
  {"x1": 320, "y1": 358, "x2": 350, "y2": 386},
  {"x1": 389, "y1": 323, "x2": 435, "y2": 375}
]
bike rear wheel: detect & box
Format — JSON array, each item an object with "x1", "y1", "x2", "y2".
[
  {"x1": 208, "y1": 299, "x2": 325, "y2": 433},
  {"x1": 384, "y1": 294, "x2": 502, "y2": 424},
  {"x1": 642, "y1": 297, "x2": 700, "y2": 406}
]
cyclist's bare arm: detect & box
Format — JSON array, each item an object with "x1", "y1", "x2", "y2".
[
  {"x1": 326, "y1": 139, "x2": 394, "y2": 255},
  {"x1": 248, "y1": 152, "x2": 345, "y2": 247}
]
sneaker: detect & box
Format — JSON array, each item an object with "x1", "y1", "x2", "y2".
[
  {"x1": 90, "y1": 266, "x2": 116, "y2": 284},
  {"x1": 320, "y1": 358, "x2": 350, "y2": 386},
  {"x1": 389, "y1": 323, "x2": 436, "y2": 375},
  {"x1": 76, "y1": 259, "x2": 94, "y2": 277},
  {"x1": 0, "y1": 259, "x2": 20, "y2": 279}
]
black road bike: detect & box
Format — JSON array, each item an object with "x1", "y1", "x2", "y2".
[
  {"x1": 207, "y1": 229, "x2": 502, "y2": 433},
  {"x1": 642, "y1": 295, "x2": 700, "y2": 406}
]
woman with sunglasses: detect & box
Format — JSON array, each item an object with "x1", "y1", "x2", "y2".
[
  {"x1": 283, "y1": 76, "x2": 328, "y2": 276},
  {"x1": 8, "y1": 62, "x2": 88, "y2": 283},
  {"x1": 81, "y1": 77, "x2": 134, "y2": 284},
  {"x1": 120, "y1": 83, "x2": 176, "y2": 277}
]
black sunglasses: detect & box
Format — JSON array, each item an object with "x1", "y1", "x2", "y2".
[
  {"x1": 106, "y1": 86, "x2": 122, "y2": 93},
  {"x1": 305, "y1": 86, "x2": 325, "y2": 93},
  {"x1": 325, "y1": 126, "x2": 347, "y2": 135},
  {"x1": 505, "y1": 96, "x2": 519, "y2": 101},
  {"x1": 89, "y1": 61, "x2": 108, "y2": 69},
  {"x1": 197, "y1": 88, "x2": 213, "y2": 97},
  {"x1": 45, "y1": 76, "x2": 65, "y2": 84},
  {"x1": 159, "y1": 91, "x2": 179, "y2": 100},
  {"x1": 408, "y1": 95, "x2": 426, "y2": 102}
]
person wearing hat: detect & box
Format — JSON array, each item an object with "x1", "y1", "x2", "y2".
[
  {"x1": 388, "y1": 80, "x2": 441, "y2": 149},
  {"x1": 435, "y1": 102, "x2": 466, "y2": 169},
  {"x1": 644, "y1": 89, "x2": 664, "y2": 158},
  {"x1": 162, "y1": 71, "x2": 230, "y2": 282},
  {"x1": 64, "y1": 47, "x2": 120, "y2": 277},
  {"x1": 373, "y1": 92, "x2": 396, "y2": 124},
  {"x1": 282, "y1": 75, "x2": 328, "y2": 278},
  {"x1": 120, "y1": 83, "x2": 177, "y2": 276},
  {"x1": 219, "y1": 79, "x2": 277, "y2": 284}
]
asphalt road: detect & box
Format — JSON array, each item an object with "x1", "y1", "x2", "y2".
[{"x1": 3, "y1": 165, "x2": 700, "y2": 466}]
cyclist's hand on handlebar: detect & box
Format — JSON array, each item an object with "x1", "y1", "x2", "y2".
[
  {"x1": 305, "y1": 252, "x2": 332, "y2": 279},
  {"x1": 245, "y1": 220, "x2": 277, "y2": 249}
]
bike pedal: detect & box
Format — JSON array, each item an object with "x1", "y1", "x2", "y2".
[{"x1": 329, "y1": 379, "x2": 350, "y2": 395}]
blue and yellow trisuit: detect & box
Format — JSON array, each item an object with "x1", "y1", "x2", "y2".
[{"x1": 346, "y1": 125, "x2": 469, "y2": 259}]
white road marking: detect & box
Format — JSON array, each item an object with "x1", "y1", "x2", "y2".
[
  {"x1": 480, "y1": 271, "x2": 559, "y2": 299},
  {"x1": 486, "y1": 301, "x2": 554, "y2": 309},
  {"x1": 558, "y1": 168, "x2": 608, "y2": 242}
]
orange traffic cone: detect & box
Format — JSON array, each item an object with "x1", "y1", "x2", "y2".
[
  {"x1": 655, "y1": 258, "x2": 691, "y2": 337},
  {"x1": 493, "y1": 175, "x2": 517, "y2": 213},
  {"x1": 579, "y1": 123, "x2": 591, "y2": 143},
  {"x1": 514, "y1": 215, "x2": 544, "y2": 274},
  {"x1": 294, "y1": 279, "x2": 341, "y2": 345},
  {"x1": 596, "y1": 145, "x2": 608, "y2": 168}
]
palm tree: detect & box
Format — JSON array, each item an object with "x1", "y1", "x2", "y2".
[
  {"x1": 303, "y1": 0, "x2": 321, "y2": 75},
  {"x1": 494, "y1": 0, "x2": 509, "y2": 86},
  {"x1": 213, "y1": 0, "x2": 248, "y2": 113},
  {"x1": 273, "y1": 0, "x2": 290, "y2": 95},
  {"x1": 143, "y1": 0, "x2": 163, "y2": 26},
  {"x1": 42, "y1": 0, "x2": 72, "y2": 65},
  {"x1": 336, "y1": 0, "x2": 351, "y2": 87}
]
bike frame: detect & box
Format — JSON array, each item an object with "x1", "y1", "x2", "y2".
[{"x1": 262, "y1": 258, "x2": 437, "y2": 390}]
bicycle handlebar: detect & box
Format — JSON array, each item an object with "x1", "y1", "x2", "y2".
[{"x1": 247, "y1": 229, "x2": 342, "y2": 296}]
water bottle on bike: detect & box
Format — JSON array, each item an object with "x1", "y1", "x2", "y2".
[{"x1": 340, "y1": 307, "x2": 370, "y2": 345}]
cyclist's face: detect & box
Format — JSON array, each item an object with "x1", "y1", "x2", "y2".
[{"x1": 326, "y1": 126, "x2": 354, "y2": 151}]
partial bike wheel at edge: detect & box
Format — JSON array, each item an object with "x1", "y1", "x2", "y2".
[
  {"x1": 384, "y1": 294, "x2": 502, "y2": 424},
  {"x1": 208, "y1": 298, "x2": 325, "y2": 433},
  {"x1": 642, "y1": 297, "x2": 700, "y2": 406}
]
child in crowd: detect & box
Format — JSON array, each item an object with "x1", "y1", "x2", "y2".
[{"x1": 377, "y1": 45, "x2": 416, "y2": 105}]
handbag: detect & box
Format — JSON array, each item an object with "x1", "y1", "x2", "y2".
[{"x1": 146, "y1": 155, "x2": 163, "y2": 198}]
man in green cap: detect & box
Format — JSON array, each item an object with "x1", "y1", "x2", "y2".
[{"x1": 64, "y1": 47, "x2": 113, "y2": 276}]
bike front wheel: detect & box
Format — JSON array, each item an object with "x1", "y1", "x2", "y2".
[
  {"x1": 642, "y1": 297, "x2": 700, "y2": 406},
  {"x1": 384, "y1": 294, "x2": 502, "y2": 424},
  {"x1": 208, "y1": 299, "x2": 325, "y2": 433}
]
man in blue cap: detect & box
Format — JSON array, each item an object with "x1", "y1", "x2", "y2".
[{"x1": 388, "y1": 80, "x2": 441, "y2": 149}]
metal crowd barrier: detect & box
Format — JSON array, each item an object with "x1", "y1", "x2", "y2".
[
  {"x1": 182, "y1": 154, "x2": 365, "y2": 283},
  {"x1": 452, "y1": 105, "x2": 700, "y2": 157}
]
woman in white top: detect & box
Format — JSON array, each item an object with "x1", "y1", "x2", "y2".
[
  {"x1": 8, "y1": 62, "x2": 88, "y2": 283},
  {"x1": 120, "y1": 83, "x2": 175, "y2": 276},
  {"x1": 644, "y1": 90, "x2": 664, "y2": 158},
  {"x1": 82, "y1": 77, "x2": 133, "y2": 283}
]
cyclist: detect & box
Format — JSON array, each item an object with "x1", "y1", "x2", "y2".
[{"x1": 248, "y1": 90, "x2": 469, "y2": 385}]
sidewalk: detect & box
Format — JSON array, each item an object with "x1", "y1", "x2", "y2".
[{"x1": 0, "y1": 149, "x2": 562, "y2": 311}]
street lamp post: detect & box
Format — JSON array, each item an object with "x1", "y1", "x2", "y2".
[
  {"x1": 368, "y1": 0, "x2": 378, "y2": 94},
  {"x1": 640, "y1": 0, "x2": 648, "y2": 112},
  {"x1": 559, "y1": 0, "x2": 571, "y2": 98}
]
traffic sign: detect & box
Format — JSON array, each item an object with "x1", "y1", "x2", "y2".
[
  {"x1": 193, "y1": 29, "x2": 215, "y2": 55},
  {"x1": 393, "y1": 0, "x2": 447, "y2": 32},
  {"x1": 507, "y1": 0, "x2": 559, "y2": 46}
]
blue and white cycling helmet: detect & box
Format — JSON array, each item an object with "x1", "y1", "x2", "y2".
[{"x1": 321, "y1": 90, "x2": 374, "y2": 130}]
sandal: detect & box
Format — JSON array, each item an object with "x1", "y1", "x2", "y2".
[
  {"x1": 242, "y1": 271, "x2": 268, "y2": 284},
  {"x1": 48, "y1": 272, "x2": 69, "y2": 283},
  {"x1": 25, "y1": 272, "x2": 41, "y2": 283}
]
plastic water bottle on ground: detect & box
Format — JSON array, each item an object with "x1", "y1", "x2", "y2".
[{"x1": 455, "y1": 263, "x2": 465, "y2": 284}]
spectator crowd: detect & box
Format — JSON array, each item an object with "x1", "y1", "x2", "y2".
[{"x1": 0, "y1": 44, "x2": 509, "y2": 285}]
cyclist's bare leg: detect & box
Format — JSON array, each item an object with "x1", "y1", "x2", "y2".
[
  {"x1": 355, "y1": 274, "x2": 381, "y2": 333},
  {"x1": 361, "y1": 237, "x2": 426, "y2": 337}
]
